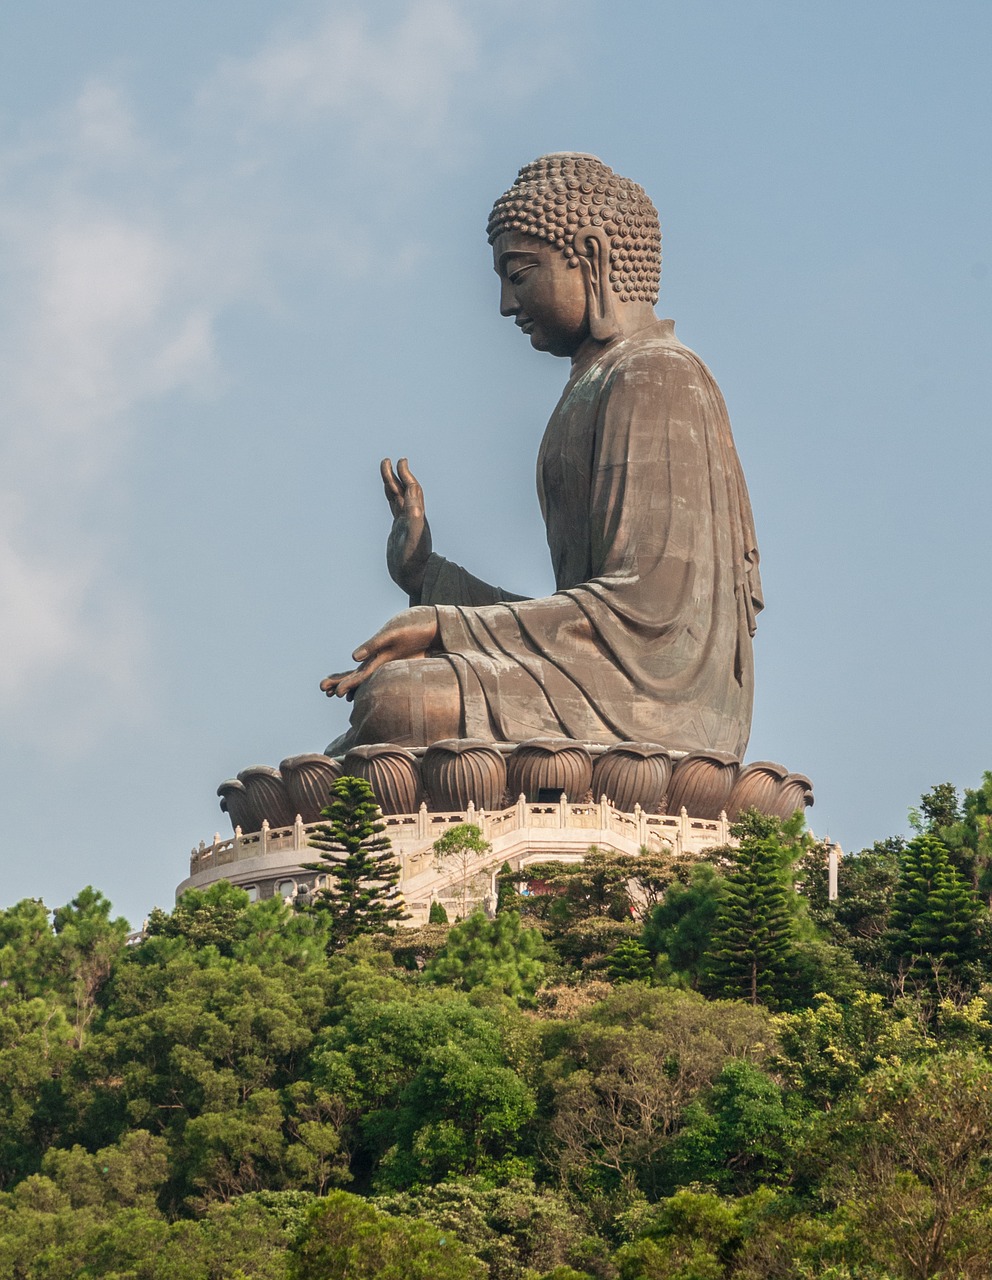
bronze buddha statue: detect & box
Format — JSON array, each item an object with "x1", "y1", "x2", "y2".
[{"x1": 320, "y1": 153, "x2": 762, "y2": 760}]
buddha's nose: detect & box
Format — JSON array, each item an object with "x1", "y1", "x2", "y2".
[{"x1": 499, "y1": 278, "x2": 518, "y2": 317}]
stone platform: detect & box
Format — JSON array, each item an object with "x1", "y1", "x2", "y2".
[
  {"x1": 198, "y1": 736, "x2": 820, "y2": 921},
  {"x1": 180, "y1": 794, "x2": 742, "y2": 924}
]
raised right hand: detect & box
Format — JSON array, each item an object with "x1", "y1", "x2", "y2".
[{"x1": 382, "y1": 457, "x2": 433, "y2": 597}]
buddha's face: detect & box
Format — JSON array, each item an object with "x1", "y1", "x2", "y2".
[{"x1": 492, "y1": 229, "x2": 589, "y2": 357}]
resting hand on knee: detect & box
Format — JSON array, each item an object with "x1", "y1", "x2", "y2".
[{"x1": 320, "y1": 607, "x2": 440, "y2": 701}]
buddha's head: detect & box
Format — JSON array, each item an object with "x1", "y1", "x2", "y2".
[{"x1": 488, "y1": 153, "x2": 661, "y2": 356}]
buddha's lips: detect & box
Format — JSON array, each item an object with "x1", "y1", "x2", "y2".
[{"x1": 517, "y1": 318, "x2": 535, "y2": 334}]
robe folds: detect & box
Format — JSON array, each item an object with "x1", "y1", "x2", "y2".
[{"x1": 407, "y1": 318, "x2": 763, "y2": 758}]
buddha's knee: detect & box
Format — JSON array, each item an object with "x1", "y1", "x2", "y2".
[{"x1": 349, "y1": 658, "x2": 463, "y2": 746}]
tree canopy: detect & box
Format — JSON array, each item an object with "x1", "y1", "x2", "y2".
[{"x1": 1, "y1": 772, "x2": 992, "y2": 1277}]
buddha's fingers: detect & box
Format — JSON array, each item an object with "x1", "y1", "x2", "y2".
[
  {"x1": 396, "y1": 457, "x2": 424, "y2": 508},
  {"x1": 381, "y1": 458, "x2": 403, "y2": 513},
  {"x1": 320, "y1": 671, "x2": 356, "y2": 697},
  {"x1": 332, "y1": 659, "x2": 383, "y2": 700}
]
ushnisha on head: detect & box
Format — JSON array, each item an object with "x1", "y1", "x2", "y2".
[{"x1": 487, "y1": 152, "x2": 661, "y2": 305}]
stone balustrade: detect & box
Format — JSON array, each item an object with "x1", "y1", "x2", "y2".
[
  {"x1": 181, "y1": 795, "x2": 736, "y2": 921},
  {"x1": 179, "y1": 794, "x2": 840, "y2": 923},
  {"x1": 189, "y1": 796, "x2": 731, "y2": 873}
]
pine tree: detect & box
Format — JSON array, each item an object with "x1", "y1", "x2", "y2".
[
  {"x1": 886, "y1": 833, "x2": 981, "y2": 996},
  {"x1": 704, "y1": 834, "x2": 798, "y2": 1007},
  {"x1": 425, "y1": 910, "x2": 546, "y2": 1001},
  {"x1": 607, "y1": 938, "x2": 654, "y2": 984},
  {"x1": 303, "y1": 775, "x2": 408, "y2": 949}
]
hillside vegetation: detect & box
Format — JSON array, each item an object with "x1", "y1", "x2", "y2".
[{"x1": 1, "y1": 773, "x2": 991, "y2": 1279}]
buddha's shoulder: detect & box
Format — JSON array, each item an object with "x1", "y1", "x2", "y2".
[{"x1": 607, "y1": 320, "x2": 713, "y2": 382}]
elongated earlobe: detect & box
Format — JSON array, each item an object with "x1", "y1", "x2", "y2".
[{"x1": 577, "y1": 229, "x2": 620, "y2": 343}]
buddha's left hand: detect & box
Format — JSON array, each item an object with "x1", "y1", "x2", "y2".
[{"x1": 320, "y1": 607, "x2": 440, "y2": 700}]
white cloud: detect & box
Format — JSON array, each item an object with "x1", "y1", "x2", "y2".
[
  {"x1": 72, "y1": 80, "x2": 141, "y2": 160},
  {"x1": 11, "y1": 217, "x2": 212, "y2": 450},
  {"x1": 0, "y1": 513, "x2": 91, "y2": 702},
  {"x1": 206, "y1": 0, "x2": 478, "y2": 148},
  {"x1": 0, "y1": 508, "x2": 148, "y2": 739},
  {"x1": 0, "y1": 86, "x2": 223, "y2": 737},
  {"x1": 0, "y1": 0, "x2": 567, "y2": 746}
]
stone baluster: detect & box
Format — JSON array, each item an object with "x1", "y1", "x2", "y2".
[
  {"x1": 293, "y1": 814, "x2": 305, "y2": 850},
  {"x1": 418, "y1": 802, "x2": 429, "y2": 839},
  {"x1": 635, "y1": 802, "x2": 646, "y2": 845},
  {"x1": 558, "y1": 792, "x2": 568, "y2": 827},
  {"x1": 261, "y1": 819, "x2": 270, "y2": 854}
]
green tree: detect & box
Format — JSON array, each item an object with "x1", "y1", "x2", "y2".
[
  {"x1": 429, "y1": 900, "x2": 450, "y2": 925},
  {"x1": 642, "y1": 863, "x2": 723, "y2": 988},
  {"x1": 290, "y1": 1190, "x2": 485, "y2": 1279},
  {"x1": 373, "y1": 1177, "x2": 596, "y2": 1280},
  {"x1": 518, "y1": 848, "x2": 636, "y2": 924},
  {"x1": 305, "y1": 776, "x2": 408, "y2": 948},
  {"x1": 51, "y1": 887, "x2": 130, "y2": 1049},
  {"x1": 807, "y1": 838, "x2": 902, "y2": 982},
  {"x1": 886, "y1": 833, "x2": 982, "y2": 1002},
  {"x1": 828, "y1": 1051, "x2": 992, "y2": 1280},
  {"x1": 311, "y1": 988, "x2": 537, "y2": 1190},
  {"x1": 772, "y1": 991, "x2": 925, "y2": 1110},
  {"x1": 433, "y1": 824, "x2": 492, "y2": 920},
  {"x1": 913, "y1": 781, "x2": 960, "y2": 832},
  {"x1": 941, "y1": 772, "x2": 992, "y2": 901},
  {"x1": 426, "y1": 911, "x2": 546, "y2": 1003},
  {"x1": 545, "y1": 986, "x2": 772, "y2": 1198},
  {"x1": 703, "y1": 834, "x2": 799, "y2": 1008},
  {"x1": 614, "y1": 1187, "x2": 747, "y2": 1279},
  {"x1": 0, "y1": 996, "x2": 74, "y2": 1187},
  {"x1": 0, "y1": 899, "x2": 59, "y2": 1000},
  {"x1": 146, "y1": 881, "x2": 255, "y2": 954},
  {"x1": 0, "y1": 1186, "x2": 310, "y2": 1280},
  {"x1": 495, "y1": 861, "x2": 517, "y2": 914},
  {"x1": 607, "y1": 939, "x2": 653, "y2": 984},
  {"x1": 79, "y1": 898, "x2": 346, "y2": 1208},
  {"x1": 661, "y1": 1061, "x2": 796, "y2": 1195},
  {"x1": 910, "y1": 775, "x2": 992, "y2": 898}
]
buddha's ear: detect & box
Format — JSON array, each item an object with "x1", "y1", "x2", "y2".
[{"x1": 575, "y1": 227, "x2": 619, "y2": 343}]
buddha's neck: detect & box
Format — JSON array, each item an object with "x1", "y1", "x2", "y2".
[{"x1": 571, "y1": 304, "x2": 660, "y2": 372}]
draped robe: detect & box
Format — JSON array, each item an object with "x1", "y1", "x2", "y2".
[{"x1": 348, "y1": 317, "x2": 762, "y2": 757}]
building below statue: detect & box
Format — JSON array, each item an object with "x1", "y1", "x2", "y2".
[
  {"x1": 185, "y1": 737, "x2": 825, "y2": 922},
  {"x1": 181, "y1": 795, "x2": 739, "y2": 924}
]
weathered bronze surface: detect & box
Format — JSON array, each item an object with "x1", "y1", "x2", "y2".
[
  {"x1": 319, "y1": 153, "x2": 763, "y2": 758},
  {"x1": 421, "y1": 739, "x2": 507, "y2": 812},
  {"x1": 592, "y1": 743, "x2": 673, "y2": 814}
]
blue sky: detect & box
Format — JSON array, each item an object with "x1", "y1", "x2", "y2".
[{"x1": 1, "y1": 1, "x2": 989, "y2": 927}]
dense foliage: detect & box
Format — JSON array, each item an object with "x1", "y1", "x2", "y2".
[{"x1": 3, "y1": 773, "x2": 992, "y2": 1277}]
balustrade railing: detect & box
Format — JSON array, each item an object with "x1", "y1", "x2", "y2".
[{"x1": 189, "y1": 797, "x2": 732, "y2": 873}]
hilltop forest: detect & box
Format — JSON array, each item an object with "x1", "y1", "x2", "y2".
[{"x1": 2, "y1": 772, "x2": 992, "y2": 1279}]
